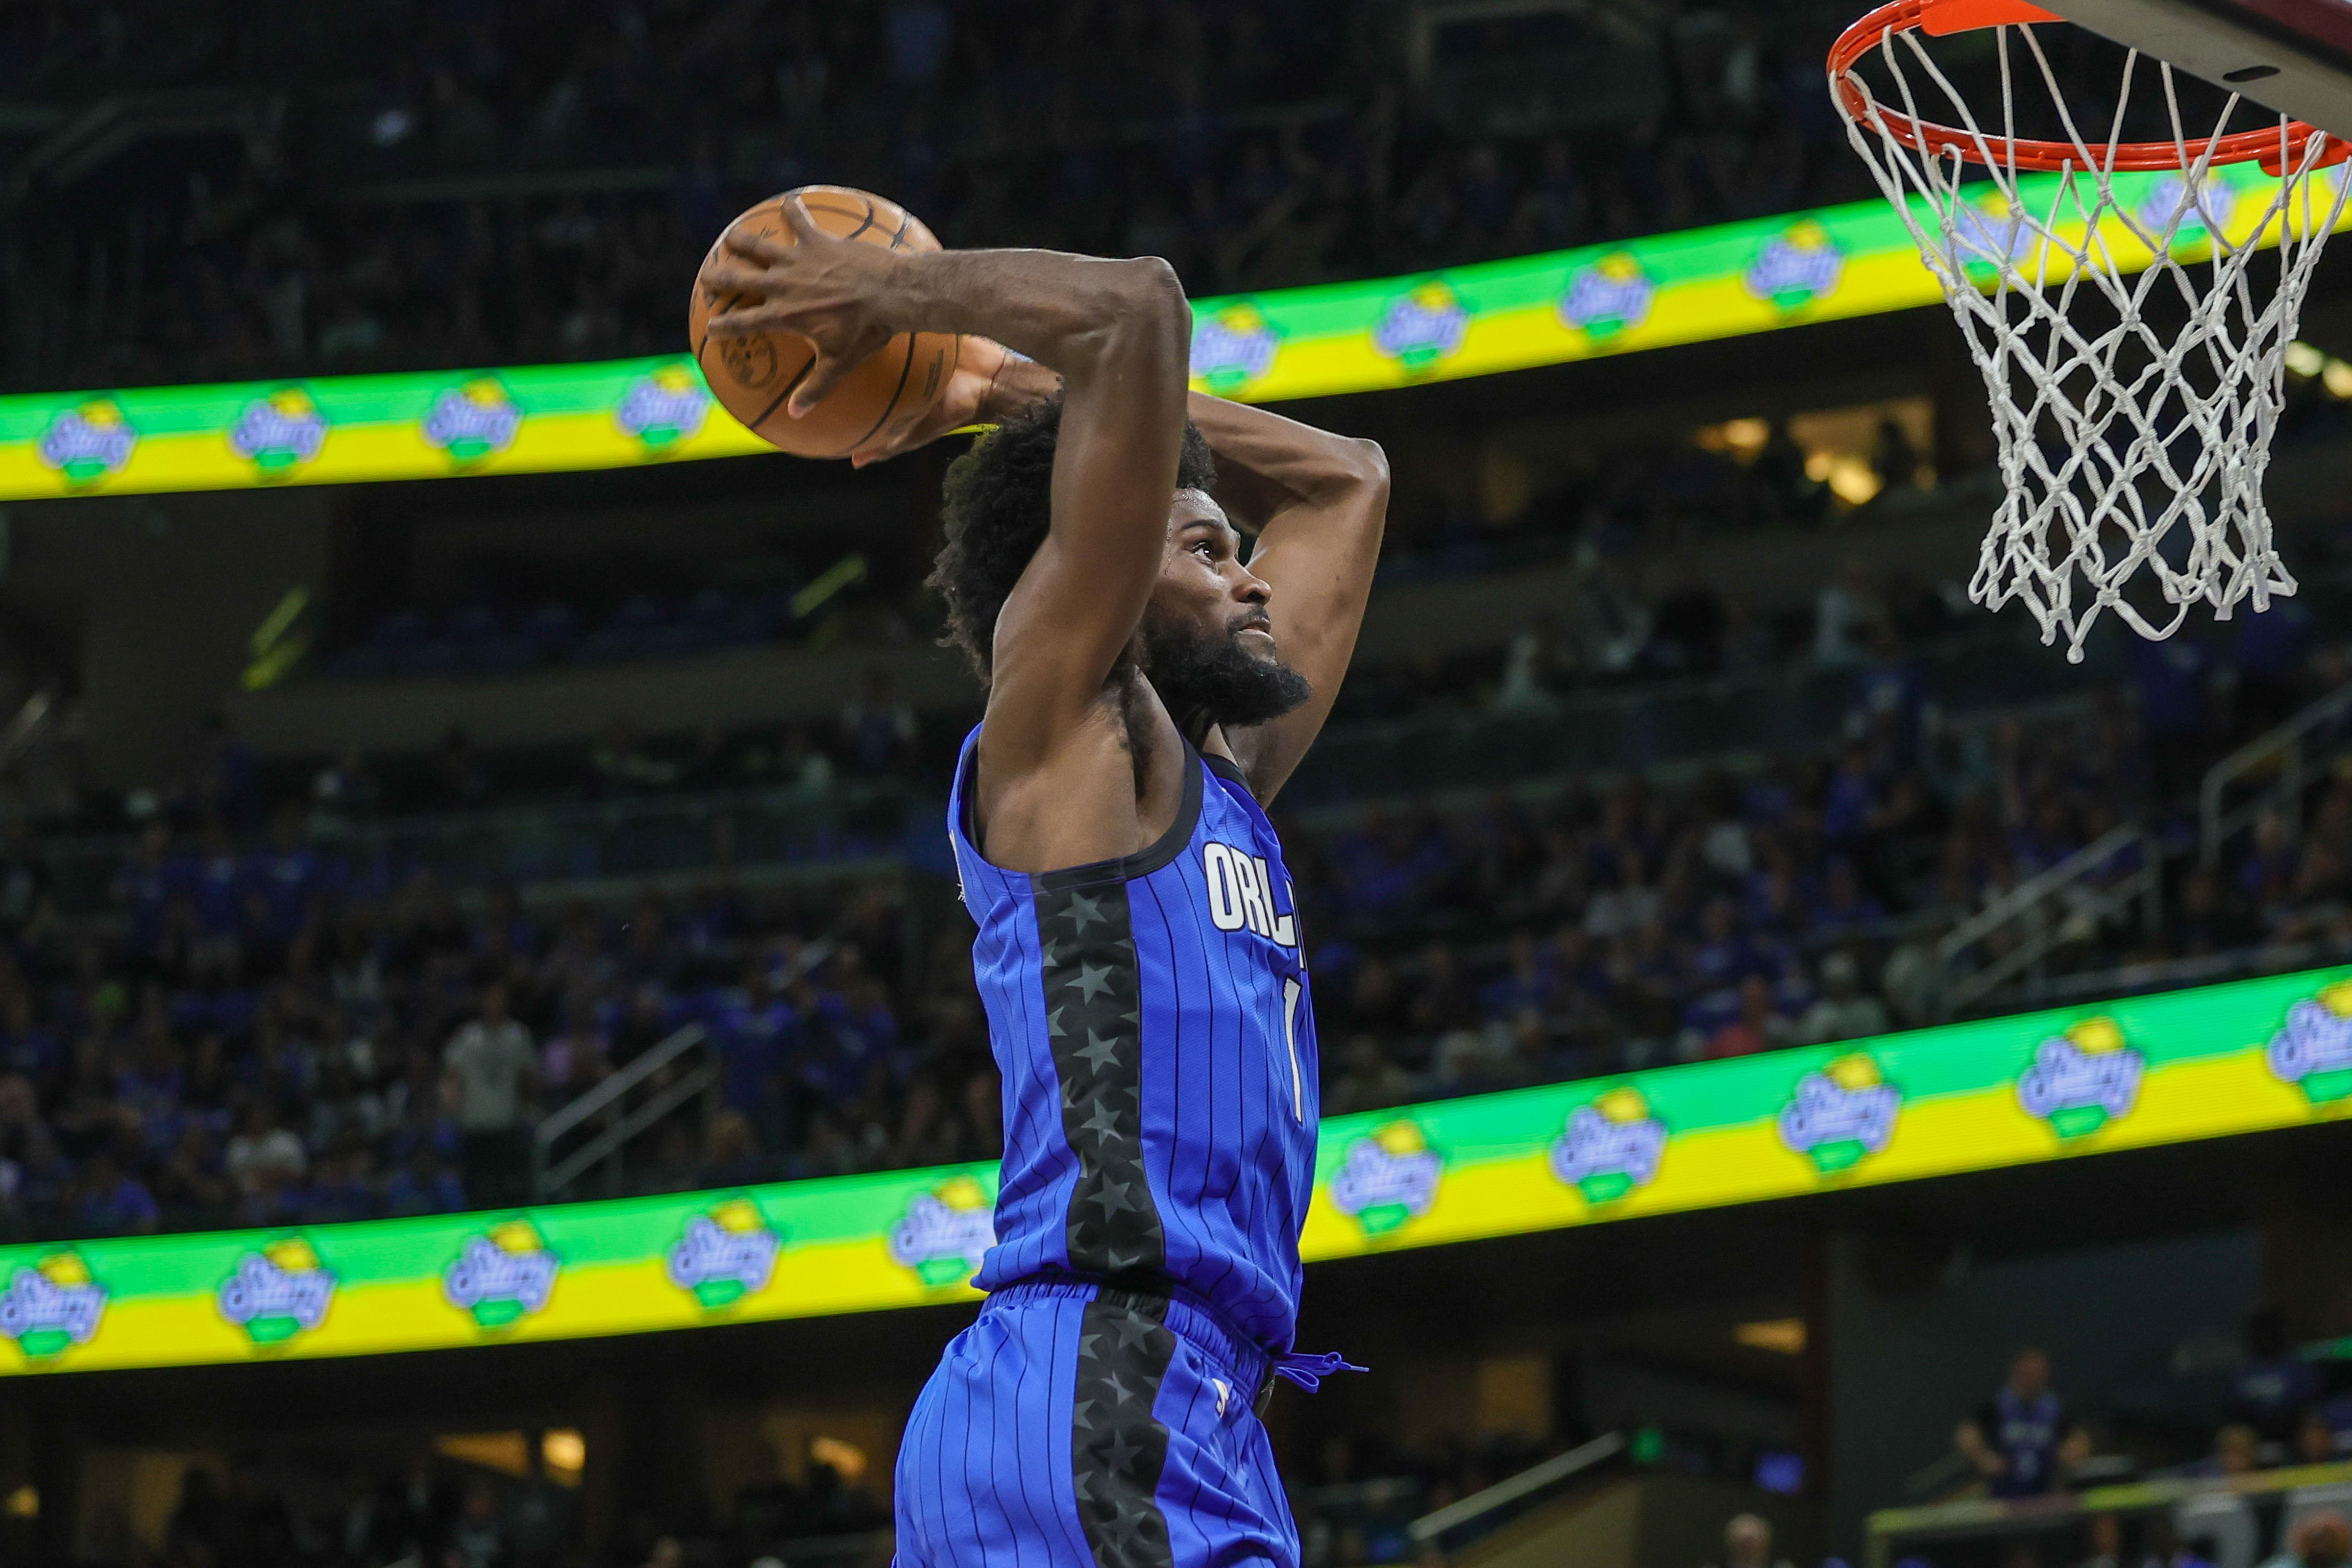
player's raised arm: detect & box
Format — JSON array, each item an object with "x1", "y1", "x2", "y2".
[
  {"x1": 705, "y1": 202, "x2": 1191, "y2": 772},
  {"x1": 1185, "y1": 393, "x2": 1389, "y2": 803}
]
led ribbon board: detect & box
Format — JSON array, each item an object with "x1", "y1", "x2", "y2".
[
  {"x1": 3, "y1": 162, "x2": 2344, "y2": 501},
  {"x1": 5, "y1": 965, "x2": 2350, "y2": 1375}
]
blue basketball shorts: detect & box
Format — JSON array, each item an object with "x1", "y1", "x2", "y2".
[{"x1": 893, "y1": 1275, "x2": 1300, "y2": 1568}]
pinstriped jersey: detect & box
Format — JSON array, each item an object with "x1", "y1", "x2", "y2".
[{"x1": 948, "y1": 724, "x2": 1320, "y2": 1354}]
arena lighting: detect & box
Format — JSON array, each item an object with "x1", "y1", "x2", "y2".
[
  {"x1": 1735, "y1": 1318, "x2": 1808, "y2": 1355},
  {"x1": 0, "y1": 963, "x2": 2347, "y2": 1377},
  {"x1": 7, "y1": 160, "x2": 2349, "y2": 504},
  {"x1": 809, "y1": 1436, "x2": 869, "y2": 1482},
  {"x1": 541, "y1": 1429, "x2": 588, "y2": 1476}
]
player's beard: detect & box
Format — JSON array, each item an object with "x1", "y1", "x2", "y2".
[{"x1": 1142, "y1": 608, "x2": 1313, "y2": 732}]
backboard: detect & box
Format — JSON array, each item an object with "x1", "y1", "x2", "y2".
[{"x1": 2044, "y1": 0, "x2": 2352, "y2": 134}]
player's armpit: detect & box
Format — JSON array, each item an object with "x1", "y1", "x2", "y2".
[{"x1": 1191, "y1": 394, "x2": 1389, "y2": 804}]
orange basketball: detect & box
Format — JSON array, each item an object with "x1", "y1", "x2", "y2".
[{"x1": 689, "y1": 186, "x2": 960, "y2": 460}]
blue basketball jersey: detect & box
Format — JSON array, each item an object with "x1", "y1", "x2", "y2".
[{"x1": 948, "y1": 724, "x2": 1320, "y2": 1354}]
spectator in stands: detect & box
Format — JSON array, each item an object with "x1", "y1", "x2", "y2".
[
  {"x1": 1328, "y1": 1034, "x2": 1417, "y2": 1115},
  {"x1": 1702, "y1": 976, "x2": 1794, "y2": 1061},
  {"x1": 2233, "y1": 1307, "x2": 2324, "y2": 1446},
  {"x1": 383, "y1": 1145, "x2": 466, "y2": 1218},
  {"x1": 297, "y1": 1147, "x2": 380, "y2": 1225},
  {"x1": 1432, "y1": 1010, "x2": 1522, "y2": 1094},
  {"x1": 1811, "y1": 859, "x2": 1887, "y2": 936},
  {"x1": 2199, "y1": 1423, "x2": 2260, "y2": 1476},
  {"x1": 310, "y1": 748, "x2": 380, "y2": 833},
  {"x1": 224, "y1": 1099, "x2": 307, "y2": 1198},
  {"x1": 779, "y1": 725, "x2": 838, "y2": 795},
  {"x1": 2297, "y1": 1407, "x2": 2347, "y2": 1466},
  {"x1": 166, "y1": 1466, "x2": 229, "y2": 1563},
  {"x1": 2264, "y1": 1514, "x2": 2352, "y2": 1568},
  {"x1": 504, "y1": 1441, "x2": 575, "y2": 1568},
  {"x1": 2174, "y1": 866, "x2": 2260, "y2": 957},
  {"x1": 1879, "y1": 916, "x2": 1950, "y2": 1028},
  {"x1": 1872, "y1": 416, "x2": 1926, "y2": 493},
  {"x1": 1706, "y1": 1514, "x2": 1795, "y2": 1568},
  {"x1": 450, "y1": 1477, "x2": 511, "y2": 1568},
  {"x1": 842, "y1": 668, "x2": 918, "y2": 775},
  {"x1": 2146, "y1": 1516, "x2": 2211, "y2": 1568},
  {"x1": 442, "y1": 983, "x2": 538, "y2": 1207},
  {"x1": 1956, "y1": 1348, "x2": 2092, "y2": 1497},
  {"x1": 538, "y1": 992, "x2": 611, "y2": 1108},
  {"x1": 0, "y1": 1072, "x2": 59, "y2": 1204},
  {"x1": 2075, "y1": 1511, "x2": 2136, "y2": 1568},
  {"x1": 1800, "y1": 951, "x2": 1889, "y2": 1044},
  {"x1": 1813, "y1": 560, "x2": 1883, "y2": 667},
  {"x1": 71, "y1": 1143, "x2": 160, "y2": 1236},
  {"x1": 699, "y1": 1109, "x2": 768, "y2": 1189},
  {"x1": 1822, "y1": 747, "x2": 1883, "y2": 848},
  {"x1": 152, "y1": 1122, "x2": 233, "y2": 1226}
]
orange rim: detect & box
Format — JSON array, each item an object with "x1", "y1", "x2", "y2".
[{"x1": 1829, "y1": 0, "x2": 2349, "y2": 176}]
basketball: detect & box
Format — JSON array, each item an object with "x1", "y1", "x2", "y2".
[{"x1": 689, "y1": 185, "x2": 961, "y2": 460}]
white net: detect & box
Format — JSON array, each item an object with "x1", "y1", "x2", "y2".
[{"x1": 1837, "y1": 21, "x2": 2349, "y2": 661}]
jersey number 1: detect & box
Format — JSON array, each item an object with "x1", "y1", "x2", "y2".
[{"x1": 1281, "y1": 977, "x2": 1303, "y2": 1125}]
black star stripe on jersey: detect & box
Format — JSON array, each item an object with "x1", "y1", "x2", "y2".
[{"x1": 1035, "y1": 874, "x2": 1166, "y2": 1275}]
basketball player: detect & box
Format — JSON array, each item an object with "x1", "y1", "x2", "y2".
[{"x1": 708, "y1": 198, "x2": 1388, "y2": 1568}]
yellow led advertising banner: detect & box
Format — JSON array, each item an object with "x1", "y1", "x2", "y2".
[
  {"x1": 5, "y1": 162, "x2": 2348, "y2": 501},
  {"x1": 4, "y1": 965, "x2": 2350, "y2": 1376}
]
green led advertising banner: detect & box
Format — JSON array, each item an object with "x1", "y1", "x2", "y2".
[
  {"x1": 5, "y1": 965, "x2": 2352, "y2": 1375},
  {"x1": 5, "y1": 161, "x2": 2348, "y2": 501}
]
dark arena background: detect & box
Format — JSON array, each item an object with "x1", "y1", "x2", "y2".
[{"x1": 4, "y1": 3, "x2": 2352, "y2": 1568}]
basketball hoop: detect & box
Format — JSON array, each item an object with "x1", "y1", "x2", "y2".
[{"x1": 1830, "y1": 0, "x2": 2352, "y2": 660}]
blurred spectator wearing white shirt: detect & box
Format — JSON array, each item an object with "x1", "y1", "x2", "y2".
[
  {"x1": 224, "y1": 1100, "x2": 306, "y2": 1194},
  {"x1": 443, "y1": 984, "x2": 538, "y2": 1206},
  {"x1": 1801, "y1": 951, "x2": 1890, "y2": 1044}
]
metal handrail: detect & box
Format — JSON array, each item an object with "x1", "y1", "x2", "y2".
[
  {"x1": 1409, "y1": 1431, "x2": 1625, "y2": 1545},
  {"x1": 1901, "y1": 1450, "x2": 1975, "y2": 1502},
  {"x1": 0, "y1": 689, "x2": 54, "y2": 774},
  {"x1": 538, "y1": 1058, "x2": 719, "y2": 1198},
  {"x1": 1937, "y1": 824, "x2": 2143, "y2": 961},
  {"x1": 2200, "y1": 678, "x2": 2352, "y2": 868},
  {"x1": 1944, "y1": 861, "x2": 2161, "y2": 1016},
  {"x1": 531, "y1": 1022, "x2": 710, "y2": 1199},
  {"x1": 534, "y1": 1022, "x2": 704, "y2": 1150},
  {"x1": 530, "y1": 937, "x2": 835, "y2": 1198},
  {"x1": 1934, "y1": 824, "x2": 2157, "y2": 1017}
]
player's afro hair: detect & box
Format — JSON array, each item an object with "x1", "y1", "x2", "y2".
[{"x1": 927, "y1": 396, "x2": 1217, "y2": 680}]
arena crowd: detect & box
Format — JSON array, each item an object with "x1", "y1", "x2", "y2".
[
  {"x1": 0, "y1": 580, "x2": 2339, "y2": 1241},
  {"x1": 4, "y1": 0, "x2": 1867, "y2": 392}
]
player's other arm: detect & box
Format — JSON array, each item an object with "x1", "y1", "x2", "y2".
[
  {"x1": 705, "y1": 208, "x2": 1191, "y2": 773},
  {"x1": 1188, "y1": 392, "x2": 1388, "y2": 803}
]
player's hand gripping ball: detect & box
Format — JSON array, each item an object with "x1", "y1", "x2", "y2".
[{"x1": 690, "y1": 186, "x2": 961, "y2": 462}]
